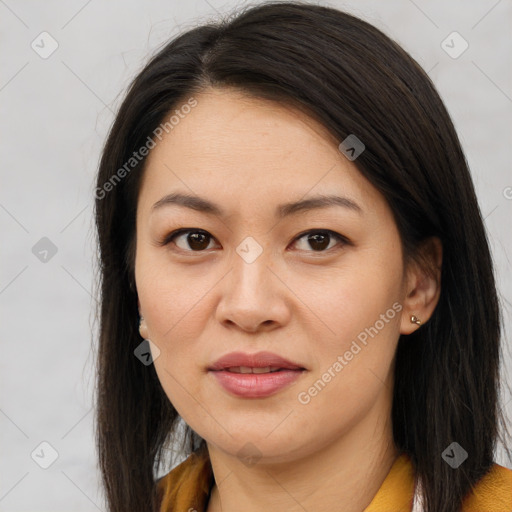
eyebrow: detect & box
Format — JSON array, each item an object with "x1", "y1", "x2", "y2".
[{"x1": 151, "y1": 192, "x2": 363, "y2": 218}]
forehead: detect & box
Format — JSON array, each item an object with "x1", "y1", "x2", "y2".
[{"x1": 137, "y1": 88, "x2": 381, "y2": 217}]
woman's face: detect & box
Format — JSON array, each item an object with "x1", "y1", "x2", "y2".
[{"x1": 135, "y1": 88, "x2": 415, "y2": 463}]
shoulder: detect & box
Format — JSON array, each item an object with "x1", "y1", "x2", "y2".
[
  {"x1": 462, "y1": 462, "x2": 512, "y2": 511},
  {"x1": 155, "y1": 447, "x2": 213, "y2": 512}
]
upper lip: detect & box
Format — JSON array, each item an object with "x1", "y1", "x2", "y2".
[{"x1": 208, "y1": 351, "x2": 305, "y2": 371}]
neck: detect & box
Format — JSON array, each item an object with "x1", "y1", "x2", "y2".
[{"x1": 206, "y1": 391, "x2": 398, "y2": 512}]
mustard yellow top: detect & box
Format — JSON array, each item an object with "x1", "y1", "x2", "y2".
[{"x1": 155, "y1": 445, "x2": 512, "y2": 511}]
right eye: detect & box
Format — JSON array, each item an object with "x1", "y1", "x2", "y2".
[{"x1": 158, "y1": 228, "x2": 218, "y2": 252}]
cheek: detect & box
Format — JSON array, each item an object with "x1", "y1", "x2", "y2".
[
  {"x1": 135, "y1": 248, "x2": 211, "y2": 338},
  {"x1": 294, "y1": 277, "x2": 401, "y2": 439},
  {"x1": 135, "y1": 252, "x2": 220, "y2": 413},
  {"x1": 310, "y1": 257, "x2": 403, "y2": 345},
  {"x1": 300, "y1": 256, "x2": 403, "y2": 417}
]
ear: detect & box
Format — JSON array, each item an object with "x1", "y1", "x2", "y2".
[{"x1": 400, "y1": 236, "x2": 442, "y2": 335}]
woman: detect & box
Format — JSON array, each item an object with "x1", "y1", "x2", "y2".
[{"x1": 93, "y1": 2, "x2": 512, "y2": 511}]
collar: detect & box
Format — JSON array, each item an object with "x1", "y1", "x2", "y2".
[
  {"x1": 155, "y1": 446, "x2": 512, "y2": 511},
  {"x1": 156, "y1": 444, "x2": 214, "y2": 512}
]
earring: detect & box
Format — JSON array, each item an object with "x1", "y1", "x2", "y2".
[
  {"x1": 410, "y1": 315, "x2": 421, "y2": 326},
  {"x1": 138, "y1": 315, "x2": 145, "y2": 332}
]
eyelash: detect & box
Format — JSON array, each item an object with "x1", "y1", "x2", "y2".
[{"x1": 157, "y1": 228, "x2": 349, "y2": 255}]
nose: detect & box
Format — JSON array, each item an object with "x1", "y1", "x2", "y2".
[{"x1": 215, "y1": 249, "x2": 291, "y2": 333}]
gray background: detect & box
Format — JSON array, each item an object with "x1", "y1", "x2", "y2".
[{"x1": 1, "y1": 0, "x2": 511, "y2": 510}]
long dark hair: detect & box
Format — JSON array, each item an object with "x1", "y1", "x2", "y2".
[{"x1": 93, "y1": 2, "x2": 510, "y2": 511}]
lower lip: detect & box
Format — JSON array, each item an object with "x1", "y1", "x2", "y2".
[{"x1": 210, "y1": 369, "x2": 305, "y2": 398}]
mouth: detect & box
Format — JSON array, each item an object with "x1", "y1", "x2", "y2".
[
  {"x1": 208, "y1": 350, "x2": 306, "y2": 372},
  {"x1": 219, "y1": 366, "x2": 295, "y2": 374},
  {"x1": 208, "y1": 352, "x2": 306, "y2": 398}
]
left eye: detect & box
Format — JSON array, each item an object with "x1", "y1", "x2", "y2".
[
  {"x1": 159, "y1": 229, "x2": 347, "y2": 253},
  {"x1": 292, "y1": 230, "x2": 347, "y2": 252}
]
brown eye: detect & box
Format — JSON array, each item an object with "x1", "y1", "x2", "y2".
[
  {"x1": 162, "y1": 229, "x2": 216, "y2": 252},
  {"x1": 292, "y1": 230, "x2": 346, "y2": 253}
]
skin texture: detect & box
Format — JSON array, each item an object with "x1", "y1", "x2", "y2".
[{"x1": 135, "y1": 87, "x2": 442, "y2": 512}]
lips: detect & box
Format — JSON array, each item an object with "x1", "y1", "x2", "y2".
[
  {"x1": 208, "y1": 351, "x2": 306, "y2": 398},
  {"x1": 208, "y1": 351, "x2": 305, "y2": 372}
]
